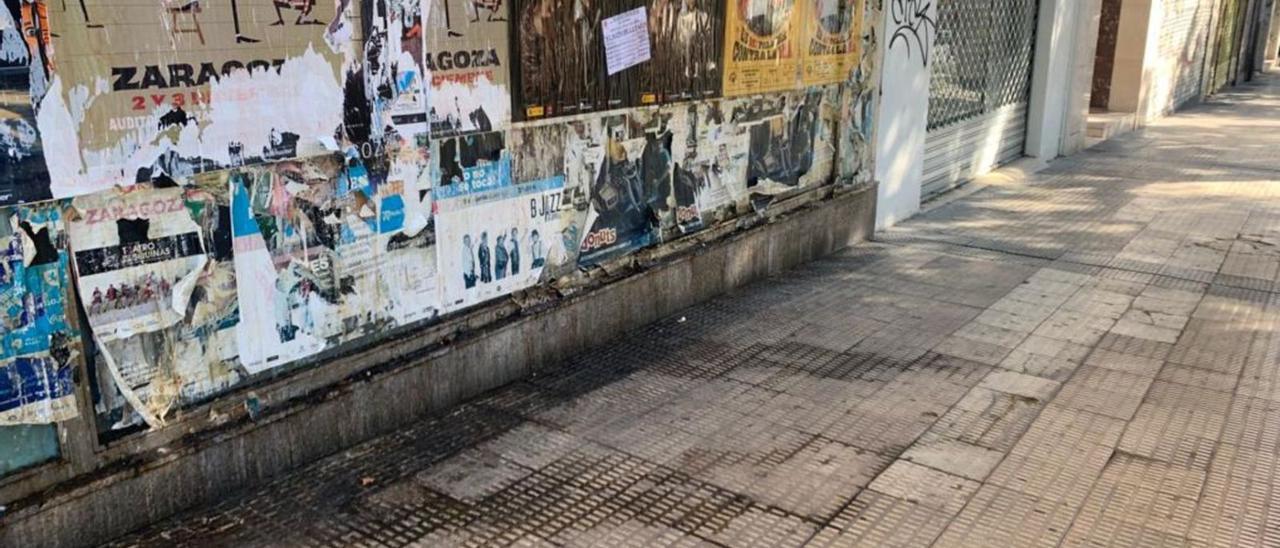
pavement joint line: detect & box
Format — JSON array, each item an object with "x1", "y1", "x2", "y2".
[{"x1": 874, "y1": 235, "x2": 1280, "y2": 297}]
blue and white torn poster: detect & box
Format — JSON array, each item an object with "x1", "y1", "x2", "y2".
[
  {"x1": 231, "y1": 154, "x2": 440, "y2": 376},
  {"x1": 432, "y1": 133, "x2": 567, "y2": 312},
  {"x1": 0, "y1": 205, "x2": 78, "y2": 424}
]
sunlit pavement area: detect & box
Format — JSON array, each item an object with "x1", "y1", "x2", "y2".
[{"x1": 104, "y1": 75, "x2": 1280, "y2": 547}]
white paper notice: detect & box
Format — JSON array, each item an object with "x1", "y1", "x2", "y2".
[{"x1": 602, "y1": 7, "x2": 652, "y2": 76}]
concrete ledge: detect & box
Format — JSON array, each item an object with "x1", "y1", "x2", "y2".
[{"x1": 3, "y1": 183, "x2": 877, "y2": 548}]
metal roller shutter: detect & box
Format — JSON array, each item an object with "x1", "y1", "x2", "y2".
[{"x1": 922, "y1": 0, "x2": 1040, "y2": 199}]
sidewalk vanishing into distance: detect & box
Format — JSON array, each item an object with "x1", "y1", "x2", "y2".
[{"x1": 104, "y1": 75, "x2": 1280, "y2": 547}]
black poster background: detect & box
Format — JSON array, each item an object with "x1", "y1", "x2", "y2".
[
  {"x1": 632, "y1": 0, "x2": 724, "y2": 104},
  {"x1": 511, "y1": 0, "x2": 726, "y2": 120},
  {"x1": 0, "y1": 0, "x2": 54, "y2": 206}
]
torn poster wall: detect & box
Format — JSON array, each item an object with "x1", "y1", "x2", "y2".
[
  {"x1": 40, "y1": 0, "x2": 353, "y2": 200},
  {"x1": 576, "y1": 114, "x2": 661, "y2": 265},
  {"x1": 0, "y1": 0, "x2": 55, "y2": 205},
  {"x1": 634, "y1": 0, "x2": 724, "y2": 104},
  {"x1": 426, "y1": 0, "x2": 511, "y2": 137},
  {"x1": 836, "y1": 0, "x2": 877, "y2": 182},
  {"x1": 510, "y1": 122, "x2": 589, "y2": 277},
  {"x1": 351, "y1": 0, "x2": 430, "y2": 151},
  {"x1": 0, "y1": 204, "x2": 77, "y2": 424},
  {"x1": 800, "y1": 0, "x2": 862, "y2": 86},
  {"x1": 358, "y1": 0, "x2": 433, "y2": 224},
  {"x1": 231, "y1": 154, "x2": 439, "y2": 375},
  {"x1": 721, "y1": 0, "x2": 803, "y2": 96},
  {"x1": 727, "y1": 88, "x2": 833, "y2": 209},
  {"x1": 68, "y1": 184, "x2": 238, "y2": 428},
  {"x1": 432, "y1": 134, "x2": 565, "y2": 311},
  {"x1": 668, "y1": 102, "x2": 748, "y2": 233}
]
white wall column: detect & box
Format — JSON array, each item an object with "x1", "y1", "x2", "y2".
[
  {"x1": 1268, "y1": 0, "x2": 1280, "y2": 67},
  {"x1": 873, "y1": 2, "x2": 936, "y2": 229},
  {"x1": 1026, "y1": 0, "x2": 1084, "y2": 161},
  {"x1": 1062, "y1": 0, "x2": 1105, "y2": 155}
]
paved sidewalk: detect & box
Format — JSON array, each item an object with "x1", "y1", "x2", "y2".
[{"x1": 106, "y1": 75, "x2": 1280, "y2": 547}]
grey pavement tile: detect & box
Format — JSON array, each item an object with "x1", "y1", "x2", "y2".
[
  {"x1": 1061, "y1": 453, "x2": 1206, "y2": 546},
  {"x1": 742, "y1": 437, "x2": 892, "y2": 520},
  {"x1": 1143, "y1": 380, "x2": 1234, "y2": 416},
  {"x1": 902, "y1": 438, "x2": 1005, "y2": 481},
  {"x1": 978, "y1": 370, "x2": 1061, "y2": 401},
  {"x1": 1109, "y1": 317, "x2": 1184, "y2": 344},
  {"x1": 1060, "y1": 288, "x2": 1135, "y2": 319},
  {"x1": 1117, "y1": 404, "x2": 1223, "y2": 470},
  {"x1": 1084, "y1": 348, "x2": 1166, "y2": 377},
  {"x1": 975, "y1": 306, "x2": 1052, "y2": 333},
  {"x1": 1034, "y1": 311, "x2": 1113, "y2": 346},
  {"x1": 952, "y1": 320, "x2": 1031, "y2": 348},
  {"x1": 1219, "y1": 396, "x2": 1280, "y2": 454},
  {"x1": 1053, "y1": 366, "x2": 1155, "y2": 420},
  {"x1": 919, "y1": 386, "x2": 1045, "y2": 453},
  {"x1": 1093, "y1": 332, "x2": 1176, "y2": 360},
  {"x1": 932, "y1": 484, "x2": 1078, "y2": 548},
  {"x1": 700, "y1": 503, "x2": 819, "y2": 548},
  {"x1": 866, "y1": 461, "x2": 980, "y2": 516},
  {"x1": 784, "y1": 317, "x2": 889, "y2": 353},
  {"x1": 999, "y1": 349, "x2": 1083, "y2": 381},
  {"x1": 808, "y1": 491, "x2": 951, "y2": 547},
  {"x1": 559, "y1": 520, "x2": 716, "y2": 548},
  {"x1": 415, "y1": 448, "x2": 535, "y2": 503},
  {"x1": 476, "y1": 423, "x2": 587, "y2": 471},
  {"x1": 1155, "y1": 363, "x2": 1239, "y2": 393},
  {"x1": 1186, "y1": 450, "x2": 1280, "y2": 548},
  {"x1": 933, "y1": 335, "x2": 1016, "y2": 366}
]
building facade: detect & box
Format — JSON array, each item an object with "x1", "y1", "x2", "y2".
[{"x1": 0, "y1": 0, "x2": 1272, "y2": 545}]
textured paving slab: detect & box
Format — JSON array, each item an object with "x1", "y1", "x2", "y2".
[{"x1": 102, "y1": 76, "x2": 1280, "y2": 547}]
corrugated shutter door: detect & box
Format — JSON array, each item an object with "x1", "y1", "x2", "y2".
[{"x1": 922, "y1": 0, "x2": 1040, "y2": 200}]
